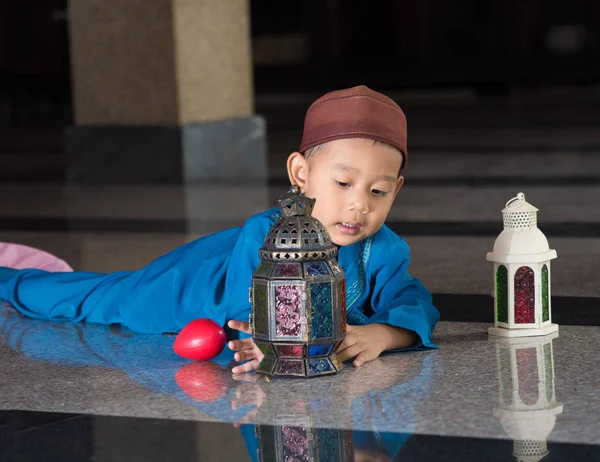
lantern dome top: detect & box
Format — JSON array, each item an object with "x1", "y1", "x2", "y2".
[
  {"x1": 501, "y1": 193, "x2": 539, "y2": 230},
  {"x1": 487, "y1": 192, "x2": 557, "y2": 263},
  {"x1": 259, "y1": 186, "x2": 338, "y2": 262}
]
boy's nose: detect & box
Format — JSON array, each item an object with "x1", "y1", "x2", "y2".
[{"x1": 349, "y1": 193, "x2": 369, "y2": 214}]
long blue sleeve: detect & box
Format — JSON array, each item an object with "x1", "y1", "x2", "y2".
[
  {"x1": 366, "y1": 226, "x2": 439, "y2": 349},
  {"x1": 0, "y1": 208, "x2": 275, "y2": 334}
]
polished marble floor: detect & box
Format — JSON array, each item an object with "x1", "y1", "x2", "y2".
[{"x1": 2, "y1": 96, "x2": 600, "y2": 461}]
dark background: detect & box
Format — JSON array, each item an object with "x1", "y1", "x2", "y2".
[{"x1": 2, "y1": 0, "x2": 600, "y2": 179}]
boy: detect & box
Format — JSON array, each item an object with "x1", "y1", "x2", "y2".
[{"x1": 0, "y1": 85, "x2": 439, "y2": 373}]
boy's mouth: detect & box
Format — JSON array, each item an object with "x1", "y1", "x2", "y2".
[{"x1": 336, "y1": 222, "x2": 364, "y2": 236}]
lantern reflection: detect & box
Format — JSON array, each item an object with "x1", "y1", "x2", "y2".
[{"x1": 492, "y1": 332, "x2": 563, "y2": 461}]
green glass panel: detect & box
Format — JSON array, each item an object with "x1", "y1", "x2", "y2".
[
  {"x1": 254, "y1": 262, "x2": 274, "y2": 278},
  {"x1": 542, "y1": 265, "x2": 550, "y2": 322},
  {"x1": 496, "y1": 265, "x2": 508, "y2": 323},
  {"x1": 253, "y1": 283, "x2": 268, "y2": 335},
  {"x1": 256, "y1": 356, "x2": 276, "y2": 374},
  {"x1": 256, "y1": 342, "x2": 275, "y2": 357}
]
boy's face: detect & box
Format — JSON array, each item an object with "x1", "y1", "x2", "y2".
[{"x1": 287, "y1": 138, "x2": 404, "y2": 246}]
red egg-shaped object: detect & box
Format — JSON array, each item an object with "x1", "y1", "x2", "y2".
[
  {"x1": 175, "y1": 361, "x2": 228, "y2": 402},
  {"x1": 174, "y1": 318, "x2": 226, "y2": 361}
]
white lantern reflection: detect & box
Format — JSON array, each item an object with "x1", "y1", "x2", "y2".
[{"x1": 492, "y1": 332, "x2": 563, "y2": 461}]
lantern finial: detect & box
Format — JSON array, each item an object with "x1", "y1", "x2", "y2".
[{"x1": 275, "y1": 186, "x2": 315, "y2": 217}]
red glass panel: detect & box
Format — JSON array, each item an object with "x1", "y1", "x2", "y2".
[
  {"x1": 275, "y1": 285, "x2": 302, "y2": 337},
  {"x1": 514, "y1": 266, "x2": 535, "y2": 324}
]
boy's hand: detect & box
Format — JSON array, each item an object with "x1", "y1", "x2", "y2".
[
  {"x1": 336, "y1": 323, "x2": 417, "y2": 367},
  {"x1": 227, "y1": 320, "x2": 264, "y2": 374},
  {"x1": 335, "y1": 324, "x2": 388, "y2": 367}
]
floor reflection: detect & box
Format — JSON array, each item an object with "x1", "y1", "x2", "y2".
[{"x1": 492, "y1": 332, "x2": 563, "y2": 461}]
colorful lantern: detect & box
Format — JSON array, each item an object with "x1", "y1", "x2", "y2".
[{"x1": 250, "y1": 186, "x2": 346, "y2": 377}]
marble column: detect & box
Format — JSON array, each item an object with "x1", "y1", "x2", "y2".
[{"x1": 65, "y1": 0, "x2": 266, "y2": 183}]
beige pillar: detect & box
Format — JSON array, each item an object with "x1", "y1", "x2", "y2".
[{"x1": 66, "y1": 0, "x2": 265, "y2": 183}]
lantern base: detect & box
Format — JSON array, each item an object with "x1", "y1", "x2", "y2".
[
  {"x1": 488, "y1": 323, "x2": 559, "y2": 338},
  {"x1": 255, "y1": 352, "x2": 344, "y2": 378}
]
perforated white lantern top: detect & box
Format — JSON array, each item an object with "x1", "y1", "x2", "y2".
[{"x1": 486, "y1": 193, "x2": 558, "y2": 337}]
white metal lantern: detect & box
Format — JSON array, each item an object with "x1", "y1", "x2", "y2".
[
  {"x1": 492, "y1": 333, "x2": 563, "y2": 462},
  {"x1": 486, "y1": 193, "x2": 558, "y2": 337}
]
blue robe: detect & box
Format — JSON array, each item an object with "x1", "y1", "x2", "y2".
[{"x1": 0, "y1": 208, "x2": 439, "y2": 348}]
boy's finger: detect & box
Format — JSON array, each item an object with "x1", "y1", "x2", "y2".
[
  {"x1": 335, "y1": 335, "x2": 356, "y2": 352},
  {"x1": 228, "y1": 338, "x2": 253, "y2": 351},
  {"x1": 353, "y1": 350, "x2": 374, "y2": 367},
  {"x1": 227, "y1": 320, "x2": 251, "y2": 334},
  {"x1": 336, "y1": 344, "x2": 363, "y2": 363},
  {"x1": 234, "y1": 350, "x2": 257, "y2": 362}
]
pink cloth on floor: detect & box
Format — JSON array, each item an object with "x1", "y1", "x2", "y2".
[{"x1": 0, "y1": 242, "x2": 73, "y2": 272}]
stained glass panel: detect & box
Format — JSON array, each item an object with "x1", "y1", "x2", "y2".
[
  {"x1": 276, "y1": 344, "x2": 304, "y2": 358},
  {"x1": 253, "y1": 283, "x2": 268, "y2": 335},
  {"x1": 257, "y1": 356, "x2": 276, "y2": 374},
  {"x1": 338, "y1": 278, "x2": 346, "y2": 333},
  {"x1": 306, "y1": 262, "x2": 329, "y2": 277},
  {"x1": 308, "y1": 358, "x2": 333, "y2": 376},
  {"x1": 542, "y1": 265, "x2": 549, "y2": 322},
  {"x1": 328, "y1": 260, "x2": 342, "y2": 276},
  {"x1": 254, "y1": 262, "x2": 273, "y2": 278},
  {"x1": 515, "y1": 266, "x2": 535, "y2": 324},
  {"x1": 310, "y1": 282, "x2": 333, "y2": 339},
  {"x1": 275, "y1": 285, "x2": 302, "y2": 337},
  {"x1": 496, "y1": 265, "x2": 508, "y2": 323},
  {"x1": 256, "y1": 342, "x2": 275, "y2": 357},
  {"x1": 330, "y1": 354, "x2": 343, "y2": 371},
  {"x1": 273, "y1": 263, "x2": 302, "y2": 278},
  {"x1": 308, "y1": 344, "x2": 332, "y2": 357},
  {"x1": 275, "y1": 359, "x2": 305, "y2": 375}
]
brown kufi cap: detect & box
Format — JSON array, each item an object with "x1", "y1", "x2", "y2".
[{"x1": 299, "y1": 85, "x2": 407, "y2": 166}]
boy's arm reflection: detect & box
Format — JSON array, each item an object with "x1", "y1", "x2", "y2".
[{"x1": 1, "y1": 305, "x2": 441, "y2": 460}]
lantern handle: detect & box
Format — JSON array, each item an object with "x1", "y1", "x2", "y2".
[{"x1": 505, "y1": 192, "x2": 526, "y2": 209}]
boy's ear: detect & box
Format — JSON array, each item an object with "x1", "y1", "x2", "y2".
[
  {"x1": 393, "y1": 175, "x2": 405, "y2": 199},
  {"x1": 287, "y1": 152, "x2": 308, "y2": 192}
]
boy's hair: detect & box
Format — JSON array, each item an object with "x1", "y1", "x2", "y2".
[{"x1": 302, "y1": 140, "x2": 405, "y2": 175}]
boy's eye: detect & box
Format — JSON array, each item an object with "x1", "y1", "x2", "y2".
[
  {"x1": 372, "y1": 189, "x2": 388, "y2": 196},
  {"x1": 336, "y1": 181, "x2": 350, "y2": 188}
]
